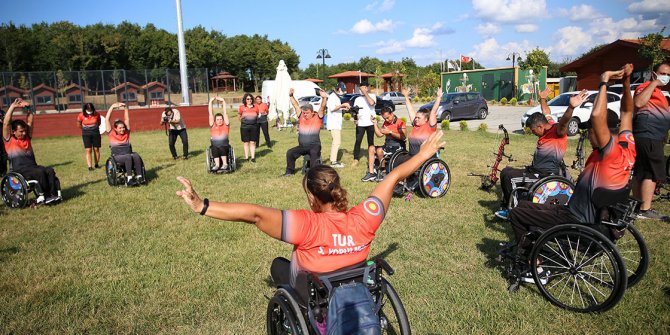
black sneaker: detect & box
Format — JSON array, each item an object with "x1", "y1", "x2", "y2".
[
  {"x1": 183, "y1": 156, "x2": 188, "y2": 160},
  {"x1": 88, "y1": 167, "x2": 94, "y2": 171},
  {"x1": 361, "y1": 172, "x2": 376, "y2": 182},
  {"x1": 95, "y1": 163, "x2": 100, "y2": 169},
  {"x1": 173, "y1": 156, "x2": 178, "y2": 160},
  {"x1": 127, "y1": 179, "x2": 139, "y2": 187},
  {"x1": 251, "y1": 158, "x2": 256, "y2": 163}
]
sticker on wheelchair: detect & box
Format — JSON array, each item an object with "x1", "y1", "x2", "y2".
[
  {"x1": 531, "y1": 180, "x2": 574, "y2": 205},
  {"x1": 8, "y1": 176, "x2": 23, "y2": 190},
  {"x1": 420, "y1": 159, "x2": 450, "y2": 198}
]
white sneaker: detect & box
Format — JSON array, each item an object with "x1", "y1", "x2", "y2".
[
  {"x1": 36, "y1": 195, "x2": 45, "y2": 204},
  {"x1": 521, "y1": 267, "x2": 549, "y2": 285}
]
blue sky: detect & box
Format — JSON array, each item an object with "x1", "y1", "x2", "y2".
[{"x1": 1, "y1": 0, "x2": 668, "y2": 70}]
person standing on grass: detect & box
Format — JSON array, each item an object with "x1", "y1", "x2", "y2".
[
  {"x1": 160, "y1": 106, "x2": 189, "y2": 160},
  {"x1": 326, "y1": 82, "x2": 350, "y2": 168},
  {"x1": 352, "y1": 81, "x2": 376, "y2": 166},
  {"x1": 77, "y1": 102, "x2": 102, "y2": 171},
  {"x1": 494, "y1": 87, "x2": 585, "y2": 220},
  {"x1": 208, "y1": 96, "x2": 232, "y2": 173},
  {"x1": 632, "y1": 62, "x2": 670, "y2": 220},
  {"x1": 281, "y1": 88, "x2": 328, "y2": 176},
  {"x1": 2, "y1": 98, "x2": 61, "y2": 204},
  {"x1": 239, "y1": 93, "x2": 259, "y2": 162},
  {"x1": 105, "y1": 102, "x2": 143, "y2": 186},
  {"x1": 255, "y1": 95, "x2": 272, "y2": 148},
  {"x1": 175, "y1": 130, "x2": 445, "y2": 293}
]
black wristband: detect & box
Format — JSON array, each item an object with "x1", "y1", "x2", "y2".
[
  {"x1": 199, "y1": 198, "x2": 209, "y2": 216},
  {"x1": 599, "y1": 81, "x2": 608, "y2": 88}
]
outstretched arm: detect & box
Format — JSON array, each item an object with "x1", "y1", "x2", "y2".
[
  {"x1": 538, "y1": 87, "x2": 552, "y2": 119},
  {"x1": 175, "y1": 176, "x2": 283, "y2": 240},
  {"x1": 208, "y1": 97, "x2": 216, "y2": 127},
  {"x1": 122, "y1": 104, "x2": 130, "y2": 130},
  {"x1": 429, "y1": 87, "x2": 441, "y2": 126},
  {"x1": 619, "y1": 63, "x2": 634, "y2": 133},
  {"x1": 104, "y1": 103, "x2": 124, "y2": 133},
  {"x1": 289, "y1": 88, "x2": 302, "y2": 119},
  {"x1": 556, "y1": 89, "x2": 588, "y2": 137},
  {"x1": 371, "y1": 131, "x2": 445, "y2": 212},
  {"x1": 220, "y1": 97, "x2": 230, "y2": 126},
  {"x1": 3, "y1": 99, "x2": 26, "y2": 141},
  {"x1": 592, "y1": 69, "x2": 624, "y2": 148},
  {"x1": 402, "y1": 87, "x2": 416, "y2": 121}
]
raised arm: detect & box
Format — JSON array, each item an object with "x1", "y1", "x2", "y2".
[
  {"x1": 429, "y1": 87, "x2": 441, "y2": 126},
  {"x1": 634, "y1": 70, "x2": 663, "y2": 108},
  {"x1": 25, "y1": 107, "x2": 34, "y2": 138},
  {"x1": 402, "y1": 88, "x2": 416, "y2": 121},
  {"x1": 317, "y1": 89, "x2": 328, "y2": 119},
  {"x1": 538, "y1": 86, "x2": 552, "y2": 118},
  {"x1": 3, "y1": 99, "x2": 26, "y2": 141},
  {"x1": 175, "y1": 176, "x2": 283, "y2": 240},
  {"x1": 619, "y1": 63, "x2": 634, "y2": 133},
  {"x1": 289, "y1": 88, "x2": 302, "y2": 118},
  {"x1": 208, "y1": 97, "x2": 216, "y2": 127},
  {"x1": 592, "y1": 69, "x2": 624, "y2": 148},
  {"x1": 220, "y1": 97, "x2": 230, "y2": 126},
  {"x1": 556, "y1": 89, "x2": 588, "y2": 137},
  {"x1": 371, "y1": 130, "x2": 445, "y2": 211}
]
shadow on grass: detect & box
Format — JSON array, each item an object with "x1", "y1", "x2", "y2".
[
  {"x1": 61, "y1": 178, "x2": 105, "y2": 199},
  {"x1": 254, "y1": 148, "x2": 273, "y2": 159},
  {"x1": 664, "y1": 287, "x2": 670, "y2": 297},
  {"x1": 49, "y1": 160, "x2": 73, "y2": 168},
  {"x1": 189, "y1": 149, "x2": 204, "y2": 158},
  {"x1": 145, "y1": 163, "x2": 174, "y2": 181},
  {"x1": 0, "y1": 246, "x2": 20, "y2": 262}
]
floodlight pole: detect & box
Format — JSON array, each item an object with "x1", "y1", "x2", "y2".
[{"x1": 176, "y1": 0, "x2": 190, "y2": 106}]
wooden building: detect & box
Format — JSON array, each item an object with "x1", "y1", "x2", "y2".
[
  {"x1": 141, "y1": 81, "x2": 167, "y2": 106},
  {"x1": 111, "y1": 82, "x2": 141, "y2": 106},
  {"x1": 63, "y1": 83, "x2": 89, "y2": 110},
  {"x1": 327, "y1": 71, "x2": 376, "y2": 93},
  {"x1": 381, "y1": 72, "x2": 405, "y2": 92},
  {"x1": 31, "y1": 84, "x2": 57, "y2": 111},
  {"x1": 0, "y1": 85, "x2": 25, "y2": 109}
]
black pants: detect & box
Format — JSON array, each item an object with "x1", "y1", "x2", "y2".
[
  {"x1": 256, "y1": 121, "x2": 271, "y2": 147},
  {"x1": 114, "y1": 153, "x2": 143, "y2": 176},
  {"x1": 508, "y1": 201, "x2": 580, "y2": 248},
  {"x1": 0, "y1": 144, "x2": 7, "y2": 176},
  {"x1": 16, "y1": 165, "x2": 58, "y2": 197},
  {"x1": 286, "y1": 144, "x2": 321, "y2": 174},
  {"x1": 169, "y1": 129, "x2": 189, "y2": 158},
  {"x1": 354, "y1": 125, "x2": 374, "y2": 160}
]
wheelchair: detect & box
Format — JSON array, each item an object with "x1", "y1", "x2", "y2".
[
  {"x1": 301, "y1": 154, "x2": 322, "y2": 175},
  {"x1": 507, "y1": 174, "x2": 575, "y2": 209},
  {"x1": 370, "y1": 145, "x2": 405, "y2": 182},
  {"x1": 205, "y1": 145, "x2": 236, "y2": 174},
  {"x1": 1, "y1": 171, "x2": 62, "y2": 208},
  {"x1": 105, "y1": 154, "x2": 147, "y2": 186},
  {"x1": 497, "y1": 187, "x2": 649, "y2": 313},
  {"x1": 266, "y1": 259, "x2": 411, "y2": 334},
  {"x1": 387, "y1": 150, "x2": 451, "y2": 198}
]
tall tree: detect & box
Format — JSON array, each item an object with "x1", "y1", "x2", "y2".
[{"x1": 639, "y1": 27, "x2": 669, "y2": 70}]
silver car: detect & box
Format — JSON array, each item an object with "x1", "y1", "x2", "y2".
[{"x1": 380, "y1": 91, "x2": 407, "y2": 105}]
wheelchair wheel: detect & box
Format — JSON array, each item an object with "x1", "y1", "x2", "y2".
[
  {"x1": 529, "y1": 224, "x2": 627, "y2": 313},
  {"x1": 205, "y1": 147, "x2": 214, "y2": 173},
  {"x1": 1, "y1": 172, "x2": 30, "y2": 208},
  {"x1": 229, "y1": 146, "x2": 237, "y2": 171},
  {"x1": 615, "y1": 225, "x2": 649, "y2": 288},
  {"x1": 418, "y1": 158, "x2": 450, "y2": 198},
  {"x1": 105, "y1": 157, "x2": 118, "y2": 186},
  {"x1": 377, "y1": 278, "x2": 411, "y2": 335},
  {"x1": 266, "y1": 288, "x2": 309, "y2": 335},
  {"x1": 301, "y1": 154, "x2": 321, "y2": 175},
  {"x1": 138, "y1": 155, "x2": 147, "y2": 184},
  {"x1": 528, "y1": 176, "x2": 575, "y2": 205},
  {"x1": 387, "y1": 150, "x2": 410, "y2": 174}
]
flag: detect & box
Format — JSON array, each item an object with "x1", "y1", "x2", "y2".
[
  {"x1": 447, "y1": 61, "x2": 454, "y2": 71},
  {"x1": 460, "y1": 55, "x2": 472, "y2": 63},
  {"x1": 449, "y1": 60, "x2": 460, "y2": 71}
]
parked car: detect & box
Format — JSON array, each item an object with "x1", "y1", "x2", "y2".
[
  {"x1": 520, "y1": 90, "x2": 622, "y2": 136},
  {"x1": 380, "y1": 91, "x2": 407, "y2": 105},
  {"x1": 339, "y1": 93, "x2": 395, "y2": 115},
  {"x1": 419, "y1": 92, "x2": 488, "y2": 122},
  {"x1": 298, "y1": 95, "x2": 317, "y2": 107},
  {"x1": 308, "y1": 96, "x2": 323, "y2": 112},
  {"x1": 609, "y1": 83, "x2": 670, "y2": 104}
]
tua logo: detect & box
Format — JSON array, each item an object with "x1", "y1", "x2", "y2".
[{"x1": 332, "y1": 234, "x2": 355, "y2": 247}]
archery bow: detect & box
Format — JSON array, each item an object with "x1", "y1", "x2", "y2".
[
  {"x1": 571, "y1": 129, "x2": 586, "y2": 171},
  {"x1": 468, "y1": 124, "x2": 513, "y2": 191}
]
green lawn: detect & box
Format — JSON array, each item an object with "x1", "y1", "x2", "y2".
[{"x1": 1, "y1": 119, "x2": 669, "y2": 334}]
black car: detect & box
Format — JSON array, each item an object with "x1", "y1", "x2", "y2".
[
  {"x1": 420, "y1": 92, "x2": 488, "y2": 121},
  {"x1": 339, "y1": 93, "x2": 395, "y2": 115}
]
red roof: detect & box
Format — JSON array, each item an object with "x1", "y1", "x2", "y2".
[
  {"x1": 304, "y1": 78, "x2": 324, "y2": 83},
  {"x1": 31, "y1": 83, "x2": 56, "y2": 93},
  {"x1": 211, "y1": 71, "x2": 236, "y2": 79},
  {"x1": 111, "y1": 82, "x2": 141, "y2": 91},
  {"x1": 561, "y1": 38, "x2": 670, "y2": 72},
  {"x1": 63, "y1": 83, "x2": 90, "y2": 93},
  {"x1": 329, "y1": 71, "x2": 376, "y2": 78},
  {"x1": 141, "y1": 81, "x2": 166, "y2": 89},
  {"x1": 0, "y1": 85, "x2": 26, "y2": 94}
]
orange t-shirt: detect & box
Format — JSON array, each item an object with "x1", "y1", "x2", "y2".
[
  {"x1": 4, "y1": 135, "x2": 36, "y2": 170},
  {"x1": 281, "y1": 196, "x2": 385, "y2": 284},
  {"x1": 408, "y1": 121, "x2": 437, "y2": 155},
  {"x1": 108, "y1": 129, "x2": 131, "y2": 155},
  {"x1": 238, "y1": 104, "x2": 259, "y2": 125},
  {"x1": 77, "y1": 112, "x2": 101, "y2": 135}
]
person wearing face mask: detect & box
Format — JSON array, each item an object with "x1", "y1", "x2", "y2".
[
  {"x1": 632, "y1": 62, "x2": 670, "y2": 220},
  {"x1": 77, "y1": 102, "x2": 102, "y2": 171}
]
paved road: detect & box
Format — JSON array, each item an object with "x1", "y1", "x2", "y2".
[{"x1": 392, "y1": 103, "x2": 530, "y2": 134}]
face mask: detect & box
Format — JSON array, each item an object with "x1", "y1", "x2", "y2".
[
  {"x1": 656, "y1": 73, "x2": 670, "y2": 86},
  {"x1": 85, "y1": 110, "x2": 93, "y2": 115}
]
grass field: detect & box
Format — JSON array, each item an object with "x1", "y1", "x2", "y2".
[{"x1": 1, "y1": 117, "x2": 669, "y2": 334}]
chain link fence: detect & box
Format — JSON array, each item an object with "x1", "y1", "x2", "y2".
[{"x1": 0, "y1": 68, "x2": 211, "y2": 113}]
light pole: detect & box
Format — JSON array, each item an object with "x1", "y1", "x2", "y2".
[
  {"x1": 316, "y1": 49, "x2": 331, "y2": 87},
  {"x1": 506, "y1": 52, "x2": 522, "y2": 99}
]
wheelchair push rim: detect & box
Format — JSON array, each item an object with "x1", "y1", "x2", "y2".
[
  {"x1": 529, "y1": 224, "x2": 627, "y2": 313},
  {"x1": 105, "y1": 157, "x2": 118, "y2": 186},
  {"x1": 205, "y1": 147, "x2": 213, "y2": 173},
  {"x1": 418, "y1": 158, "x2": 450, "y2": 198},
  {"x1": 529, "y1": 176, "x2": 574, "y2": 206},
  {"x1": 266, "y1": 288, "x2": 308, "y2": 335},
  {"x1": 615, "y1": 224, "x2": 649, "y2": 288},
  {"x1": 1, "y1": 172, "x2": 30, "y2": 208},
  {"x1": 377, "y1": 278, "x2": 411, "y2": 335}
]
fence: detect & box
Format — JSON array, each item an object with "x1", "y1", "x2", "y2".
[{"x1": 0, "y1": 68, "x2": 213, "y2": 113}]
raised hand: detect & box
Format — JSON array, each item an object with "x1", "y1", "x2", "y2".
[
  {"x1": 539, "y1": 86, "x2": 552, "y2": 100},
  {"x1": 601, "y1": 69, "x2": 624, "y2": 82},
  {"x1": 622, "y1": 63, "x2": 634, "y2": 78},
  {"x1": 435, "y1": 87, "x2": 443, "y2": 100},
  {"x1": 401, "y1": 87, "x2": 410, "y2": 97},
  {"x1": 289, "y1": 88, "x2": 294, "y2": 96},
  {"x1": 175, "y1": 176, "x2": 204, "y2": 213},
  {"x1": 569, "y1": 89, "x2": 588, "y2": 108},
  {"x1": 319, "y1": 89, "x2": 328, "y2": 99}
]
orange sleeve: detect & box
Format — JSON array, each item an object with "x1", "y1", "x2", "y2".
[{"x1": 349, "y1": 197, "x2": 385, "y2": 236}]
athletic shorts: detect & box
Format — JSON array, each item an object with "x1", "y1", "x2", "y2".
[
  {"x1": 633, "y1": 137, "x2": 665, "y2": 181},
  {"x1": 240, "y1": 125, "x2": 258, "y2": 142},
  {"x1": 82, "y1": 133, "x2": 101, "y2": 148},
  {"x1": 211, "y1": 145, "x2": 230, "y2": 158}
]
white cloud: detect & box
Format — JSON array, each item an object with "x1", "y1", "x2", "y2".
[
  {"x1": 406, "y1": 28, "x2": 436, "y2": 48},
  {"x1": 557, "y1": 4, "x2": 602, "y2": 21},
  {"x1": 470, "y1": 38, "x2": 533, "y2": 67},
  {"x1": 377, "y1": 41, "x2": 405, "y2": 54},
  {"x1": 472, "y1": 0, "x2": 547, "y2": 23},
  {"x1": 372, "y1": 22, "x2": 451, "y2": 54},
  {"x1": 515, "y1": 24, "x2": 538, "y2": 33},
  {"x1": 628, "y1": 0, "x2": 668, "y2": 13},
  {"x1": 476, "y1": 23, "x2": 501, "y2": 36},
  {"x1": 553, "y1": 26, "x2": 593, "y2": 56},
  {"x1": 350, "y1": 19, "x2": 395, "y2": 34},
  {"x1": 365, "y1": 0, "x2": 395, "y2": 12}
]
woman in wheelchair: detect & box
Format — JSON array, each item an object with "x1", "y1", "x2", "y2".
[
  {"x1": 176, "y1": 131, "x2": 445, "y2": 288},
  {"x1": 361, "y1": 107, "x2": 406, "y2": 182},
  {"x1": 2, "y1": 98, "x2": 61, "y2": 204},
  {"x1": 104, "y1": 103, "x2": 143, "y2": 186},
  {"x1": 208, "y1": 96, "x2": 231, "y2": 172}
]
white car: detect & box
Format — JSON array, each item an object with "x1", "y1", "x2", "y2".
[
  {"x1": 520, "y1": 90, "x2": 622, "y2": 136},
  {"x1": 308, "y1": 96, "x2": 323, "y2": 112},
  {"x1": 609, "y1": 83, "x2": 670, "y2": 104},
  {"x1": 380, "y1": 91, "x2": 407, "y2": 105}
]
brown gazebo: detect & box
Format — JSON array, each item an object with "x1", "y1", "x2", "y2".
[
  {"x1": 211, "y1": 71, "x2": 237, "y2": 92},
  {"x1": 381, "y1": 72, "x2": 405, "y2": 92},
  {"x1": 328, "y1": 71, "x2": 376, "y2": 93}
]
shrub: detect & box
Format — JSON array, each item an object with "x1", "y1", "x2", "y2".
[
  {"x1": 441, "y1": 119, "x2": 450, "y2": 130},
  {"x1": 488, "y1": 100, "x2": 496, "y2": 105},
  {"x1": 459, "y1": 120, "x2": 468, "y2": 131},
  {"x1": 477, "y1": 123, "x2": 488, "y2": 132},
  {"x1": 500, "y1": 97, "x2": 508, "y2": 105},
  {"x1": 523, "y1": 126, "x2": 532, "y2": 135},
  {"x1": 343, "y1": 113, "x2": 352, "y2": 121},
  {"x1": 510, "y1": 98, "x2": 517, "y2": 106}
]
